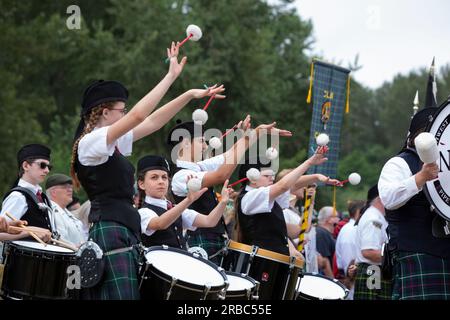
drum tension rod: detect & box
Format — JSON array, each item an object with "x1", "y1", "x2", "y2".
[
  {"x1": 252, "y1": 281, "x2": 260, "y2": 300},
  {"x1": 247, "y1": 245, "x2": 259, "y2": 275},
  {"x1": 166, "y1": 277, "x2": 178, "y2": 300},
  {"x1": 201, "y1": 284, "x2": 211, "y2": 300}
]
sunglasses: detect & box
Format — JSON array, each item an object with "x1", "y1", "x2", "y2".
[{"x1": 33, "y1": 161, "x2": 53, "y2": 170}]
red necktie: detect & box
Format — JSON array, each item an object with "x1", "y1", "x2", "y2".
[
  {"x1": 167, "y1": 200, "x2": 173, "y2": 210},
  {"x1": 36, "y1": 190, "x2": 43, "y2": 203}
]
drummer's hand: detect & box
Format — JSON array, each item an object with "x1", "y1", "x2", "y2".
[
  {"x1": 0, "y1": 216, "x2": 8, "y2": 232},
  {"x1": 186, "y1": 175, "x2": 208, "y2": 203},
  {"x1": 416, "y1": 162, "x2": 439, "y2": 188},
  {"x1": 347, "y1": 264, "x2": 357, "y2": 278},
  {"x1": 27, "y1": 227, "x2": 52, "y2": 243},
  {"x1": 219, "y1": 180, "x2": 233, "y2": 204}
]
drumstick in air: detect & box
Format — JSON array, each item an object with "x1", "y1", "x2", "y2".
[{"x1": 5, "y1": 212, "x2": 47, "y2": 246}]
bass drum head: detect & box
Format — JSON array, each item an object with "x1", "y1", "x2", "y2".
[
  {"x1": 424, "y1": 99, "x2": 450, "y2": 221},
  {"x1": 296, "y1": 273, "x2": 348, "y2": 300},
  {"x1": 145, "y1": 247, "x2": 226, "y2": 287},
  {"x1": 11, "y1": 241, "x2": 74, "y2": 254}
]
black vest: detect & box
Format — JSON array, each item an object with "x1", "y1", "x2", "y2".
[
  {"x1": 141, "y1": 202, "x2": 186, "y2": 249},
  {"x1": 76, "y1": 149, "x2": 141, "y2": 238},
  {"x1": 171, "y1": 166, "x2": 227, "y2": 237},
  {"x1": 385, "y1": 149, "x2": 450, "y2": 258},
  {"x1": 3, "y1": 187, "x2": 53, "y2": 231},
  {"x1": 237, "y1": 189, "x2": 289, "y2": 255}
]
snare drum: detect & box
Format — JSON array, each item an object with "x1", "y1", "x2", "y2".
[
  {"x1": 295, "y1": 273, "x2": 348, "y2": 300},
  {"x1": 224, "y1": 271, "x2": 259, "y2": 300},
  {"x1": 220, "y1": 240, "x2": 303, "y2": 300},
  {"x1": 1, "y1": 241, "x2": 78, "y2": 300},
  {"x1": 139, "y1": 246, "x2": 228, "y2": 300}
]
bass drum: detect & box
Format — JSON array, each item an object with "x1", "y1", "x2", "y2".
[
  {"x1": 1, "y1": 240, "x2": 78, "y2": 300},
  {"x1": 424, "y1": 98, "x2": 450, "y2": 224},
  {"x1": 220, "y1": 240, "x2": 303, "y2": 300},
  {"x1": 295, "y1": 273, "x2": 348, "y2": 300},
  {"x1": 139, "y1": 245, "x2": 228, "y2": 300}
]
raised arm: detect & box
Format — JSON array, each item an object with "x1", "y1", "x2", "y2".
[
  {"x1": 269, "y1": 148, "x2": 327, "y2": 202},
  {"x1": 193, "y1": 181, "x2": 231, "y2": 227},
  {"x1": 133, "y1": 85, "x2": 226, "y2": 141},
  {"x1": 147, "y1": 185, "x2": 207, "y2": 231},
  {"x1": 201, "y1": 120, "x2": 292, "y2": 188},
  {"x1": 107, "y1": 42, "x2": 187, "y2": 145}
]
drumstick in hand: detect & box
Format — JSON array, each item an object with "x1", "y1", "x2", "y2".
[
  {"x1": 5, "y1": 212, "x2": 47, "y2": 246},
  {"x1": 51, "y1": 238, "x2": 78, "y2": 252}
]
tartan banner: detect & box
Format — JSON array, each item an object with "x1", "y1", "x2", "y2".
[{"x1": 307, "y1": 59, "x2": 350, "y2": 178}]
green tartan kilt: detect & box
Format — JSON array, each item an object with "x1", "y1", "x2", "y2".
[
  {"x1": 353, "y1": 263, "x2": 392, "y2": 300},
  {"x1": 83, "y1": 221, "x2": 140, "y2": 300},
  {"x1": 392, "y1": 251, "x2": 450, "y2": 300},
  {"x1": 186, "y1": 232, "x2": 226, "y2": 265}
]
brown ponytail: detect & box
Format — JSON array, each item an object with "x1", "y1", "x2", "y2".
[{"x1": 70, "y1": 103, "x2": 115, "y2": 190}]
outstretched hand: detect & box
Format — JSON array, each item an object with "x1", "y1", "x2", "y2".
[
  {"x1": 256, "y1": 122, "x2": 292, "y2": 137},
  {"x1": 220, "y1": 180, "x2": 233, "y2": 204},
  {"x1": 167, "y1": 41, "x2": 187, "y2": 78},
  {"x1": 189, "y1": 84, "x2": 226, "y2": 100}
]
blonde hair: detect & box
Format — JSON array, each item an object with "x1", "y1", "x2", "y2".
[
  {"x1": 70, "y1": 103, "x2": 115, "y2": 190},
  {"x1": 275, "y1": 168, "x2": 293, "y2": 182}
]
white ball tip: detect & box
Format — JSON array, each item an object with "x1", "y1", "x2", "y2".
[
  {"x1": 265, "y1": 147, "x2": 279, "y2": 160},
  {"x1": 246, "y1": 168, "x2": 261, "y2": 182},
  {"x1": 316, "y1": 133, "x2": 330, "y2": 146},
  {"x1": 348, "y1": 173, "x2": 361, "y2": 185},
  {"x1": 209, "y1": 137, "x2": 222, "y2": 149},
  {"x1": 186, "y1": 24, "x2": 202, "y2": 41},
  {"x1": 192, "y1": 109, "x2": 208, "y2": 125},
  {"x1": 187, "y1": 178, "x2": 202, "y2": 193}
]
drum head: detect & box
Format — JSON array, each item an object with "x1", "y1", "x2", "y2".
[
  {"x1": 145, "y1": 247, "x2": 226, "y2": 287},
  {"x1": 11, "y1": 240, "x2": 73, "y2": 253},
  {"x1": 225, "y1": 272, "x2": 255, "y2": 291},
  {"x1": 424, "y1": 99, "x2": 450, "y2": 221},
  {"x1": 296, "y1": 273, "x2": 347, "y2": 300}
]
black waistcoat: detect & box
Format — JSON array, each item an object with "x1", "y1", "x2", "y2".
[
  {"x1": 385, "y1": 149, "x2": 450, "y2": 258},
  {"x1": 3, "y1": 187, "x2": 53, "y2": 231},
  {"x1": 237, "y1": 189, "x2": 289, "y2": 255},
  {"x1": 76, "y1": 148, "x2": 141, "y2": 238},
  {"x1": 171, "y1": 166, "x2": 226, "y2": 237},
  {"x1": 141, "y1": 202, "x2": 186, "y2": 249}
]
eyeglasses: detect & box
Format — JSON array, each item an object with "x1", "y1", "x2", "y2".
[
  {"x1": 111, "y1": 107, "x2": 128, "y2": 115},
  {"x1": 33, "y1": 161, "x2": 53, "y2": 171}
]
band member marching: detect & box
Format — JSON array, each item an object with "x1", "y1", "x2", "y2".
[
  {"x1": 0, "y1": 144, "x2": 54, "y2": 242},
  {"x1": 378, "y1": 107, "x2": 450, "y2": 300},
  {"x1": 168, "y1": 118, "x2": 292, "y2": 263},
  {"x1": 136, "y1": 155, "x2": 232, "y2": 250},
  {"x1": 70, "y1": 42, "x2": 224, "y2": 300},
  {"x1": 234, "y1": 147, "x2": 328, "y2": 257}
]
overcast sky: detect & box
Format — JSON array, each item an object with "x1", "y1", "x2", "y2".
[{"x1": 294, "y1": 0, "x2": 450, "y2": 89}]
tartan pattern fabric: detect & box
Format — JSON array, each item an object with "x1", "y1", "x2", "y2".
[
  {"x1": 85, "y1": 221, "x2": 140, "y2": 300},
  {"x1": 186, "y1": 233, "x2": 226, "y2": 265},
  {"x1": 307, "y1": 60, "x2": 350, "y2": 179},
  {"x1": 392, "y1": 251, "x2": 450, "y2": 300},
  {"x1": 353, "y1": 263, "x2": 392, "y2": 300}
]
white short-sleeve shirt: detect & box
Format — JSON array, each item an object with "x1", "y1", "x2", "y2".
[
  {"x1": 240, "y1": 185, "x2": 290, "y2": 215},
  {"x1": 138, "y1": 196, "x2": 199, "y2": 236},
  {"x1": 78, "y1": 126, "x2": 133, "y2": 166},
  {"x1": 171, "y1": 155, "x2": 225, "y2": 197},
  {"x1": 355, "y1": 206, "x2": 388, "y2": 265}
]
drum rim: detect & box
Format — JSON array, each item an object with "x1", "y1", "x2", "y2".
[
  {"x1": 423, "y1": 98, "x2": 450, "y2": 220},
  {"x1": 296, "y1": 272, "x2": 349, "y2": 300},
  {"x1": 144, "y1": 245, "x2": 228, "y2": 291},
  {"x1": 5, "y1": 240, "x2": 77, "y2": 258},
  {"x1": 227, "y1": 240, "x2": 304, "y2": 268},
  {"x1": 224, "y1": 271, "x2": 257, "y2": 296}
]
